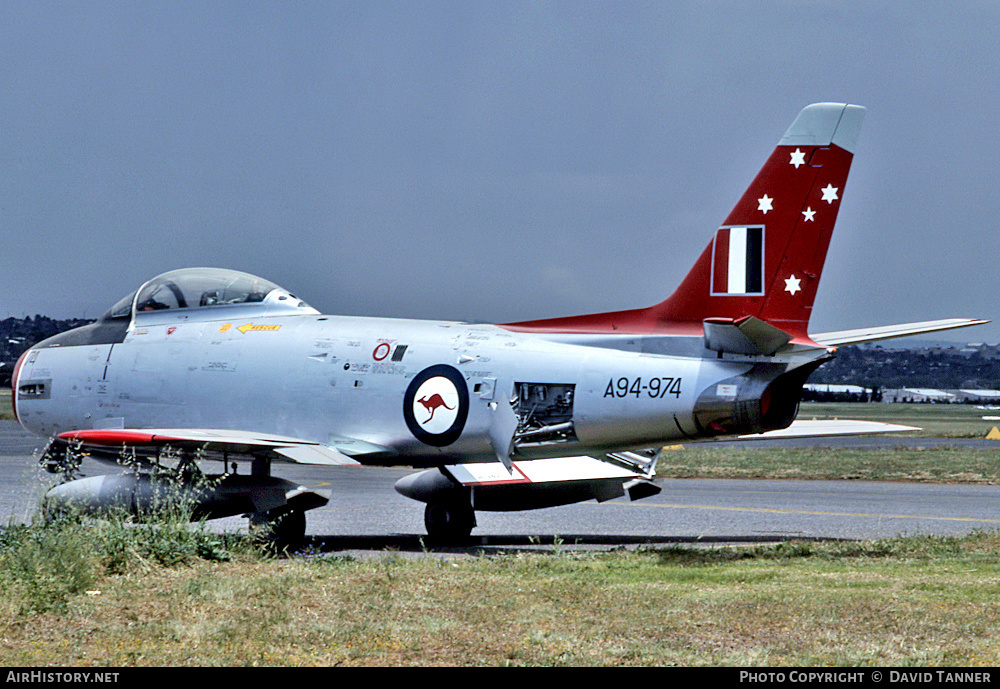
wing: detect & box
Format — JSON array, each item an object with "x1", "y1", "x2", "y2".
[
  {"x1": 52, "y1": 428, "x2": 371, "y2": 466},
  {"x1": 811, "y1": 318, "x2": 989, "y2": 347},
  {"x1": 415, "y1": 413, "x2": 920, "y2": 510},
  {"x1": 40, "y1": 428, "x2": 372, "y2": 525}
]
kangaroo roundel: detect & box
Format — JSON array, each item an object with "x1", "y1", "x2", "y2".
[{"x1": 404, "y1": 365, "x2": 469, "y2": 446}]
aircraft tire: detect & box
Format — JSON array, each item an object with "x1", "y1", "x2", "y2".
[{"x1": 424, "y1": 500, "x2": 475, "y2": 541}]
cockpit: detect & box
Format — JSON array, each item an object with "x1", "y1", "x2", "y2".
[
  {"x1": 31, "y1": 268, "x2": 319, "y2": 351},
  {"x1": 104, "y1": 268, "x2": 319, "y2": 323}
]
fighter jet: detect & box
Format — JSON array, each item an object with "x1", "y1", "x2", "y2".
[{"x1": 10, "y1": 103, "x2": 986, "y2": 544}]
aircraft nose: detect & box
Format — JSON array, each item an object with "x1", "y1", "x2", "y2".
[{"x1": 10, "y1": 348, "x2": 32, "y2": 430}]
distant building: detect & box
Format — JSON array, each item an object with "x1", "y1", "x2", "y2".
[
  {"x1": 877, "y1": 388, "x2": 1000, "y2": 403},
  {"x1": 802, "y1": 383, "x2": 872, "y2": 402},
  {"x1": 803, "y1": 384, "x2": 870, "y2": 396},
  {"x1": 955, "y1": 389, "x2": 1000, "y2": 404},
  {"x1": 882, "y1": 388, "x2": 956, "y2": 403}
]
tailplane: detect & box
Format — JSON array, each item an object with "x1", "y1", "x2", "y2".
[{"x1": 505, "y1": 103, "x2": 866, "y2": 341}]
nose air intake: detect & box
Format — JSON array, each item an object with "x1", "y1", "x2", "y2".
[{"x1": 10, "y1": 349, "x2": 31, "y2": 431}]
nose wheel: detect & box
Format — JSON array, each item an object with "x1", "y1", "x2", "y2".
[
  {"x1": 250, "y1": 507, "x2": 307, "y2": 552},
  {"x1": 424, "y1": 499, "x2": 475, "y2": 541}
]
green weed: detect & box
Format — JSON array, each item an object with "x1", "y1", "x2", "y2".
[{"x1": 0, "y1": 517, "x2": 98, "y2": 614}]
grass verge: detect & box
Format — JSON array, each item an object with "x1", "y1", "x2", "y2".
[
  {"x1": 657, "y1": 445, "x2": 1000, "y2": 483},
  {"x1": 797, "y1": 402, "x2": 1000, "y2": 438},
  {"x1": 0, "y1": 511, "x2": 248, "y2": 616},
  {"x1": 2, "y1": 522, "x2": 1000, "y2": 666},
  {"x1": 3, "y1": 400, "x2": 1000, "y2": 665},
  {"x1": 1, "y1": 388, "x2": 12, "y2": 421}
]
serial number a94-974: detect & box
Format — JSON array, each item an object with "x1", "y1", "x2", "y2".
[{"x1": 604, "y1": 377, "x2": 682, "y2": 399}]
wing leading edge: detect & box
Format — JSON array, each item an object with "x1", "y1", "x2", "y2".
[{"x1": 54, "y1": 428, "x2": 366, "y2": 466}]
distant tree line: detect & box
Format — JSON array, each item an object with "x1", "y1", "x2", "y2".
[
  {"x1": 800, "y1": 387, "x2": 884, "y2": 403},
  {"x1": 807, "y1": 345, "x2": 1000, "y2": 391},
  {"x1": 0, "y1": 316, "x2": 94, "y2": 385}
]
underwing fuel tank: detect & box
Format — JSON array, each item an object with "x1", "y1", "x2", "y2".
[
  {"x1": 395, "y1": 452, "x2": 662, "y2": 513},
  {"x1": 43, "y1": 473, "x2": 330, "y2": 522}
]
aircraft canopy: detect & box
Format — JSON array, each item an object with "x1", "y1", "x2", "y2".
[{"x1": 104, "y1": 268, "x2": 317, "y2": 320}]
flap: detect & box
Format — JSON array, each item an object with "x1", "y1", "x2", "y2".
[{"x1": 444, "y1": 455, "x2": 642, "y2": 487}]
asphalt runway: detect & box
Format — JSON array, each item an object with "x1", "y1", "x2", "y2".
[{"x1": 3, "y1": 421, "x2": 1000, "y2": 555}]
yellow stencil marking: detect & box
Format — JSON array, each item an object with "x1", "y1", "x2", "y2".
[{"x1": 238, "y1": 323, "x2": 281, "y2": 334}]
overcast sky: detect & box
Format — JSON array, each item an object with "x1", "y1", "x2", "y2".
[{"x1": 2, "y1": 2, "x2": 998, "y2": 344}]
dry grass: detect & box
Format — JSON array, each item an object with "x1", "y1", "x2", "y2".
[
  {"x1": 3, "y1": 399, "x2": 1000, "y2": 665},
  {"x1": 3, "y1": 530, "x2": 1000, "y2": 666},
  {"x1": 0, "y1": 388, "x2": 12, "y2": 421}
]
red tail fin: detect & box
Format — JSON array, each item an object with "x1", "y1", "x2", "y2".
[{"x1": 504, "y1": 103, "x2": 866, "y2": 339}]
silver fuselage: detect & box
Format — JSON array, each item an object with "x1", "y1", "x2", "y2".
[{"x1": 15, "y1": 304, "x2": 814, "y2": 466}]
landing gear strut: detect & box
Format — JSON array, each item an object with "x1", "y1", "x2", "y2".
[{"x1": 424, "y1": 499, "x2": 476, "y2": 541}]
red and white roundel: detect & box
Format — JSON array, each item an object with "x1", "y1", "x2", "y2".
[
  {"x1": 372, "y1": 342, "x2": 391, "y2": 361},
  {"x1": 403, "y1": 365, "x2": 469, "y2": 447}
]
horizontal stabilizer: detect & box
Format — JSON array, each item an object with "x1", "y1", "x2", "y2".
[
  {"x1": 811, "y1": 318, "x2": 989, "y2": 347},
  {"x1": 735, "y1": 418, "x2": 920, "y2": 440}
]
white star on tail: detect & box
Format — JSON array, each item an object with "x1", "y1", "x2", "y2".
[
  {"x1": 802, "y1": 207, "x2": 815, "y2": 222},
  {"x1": 790, "y1": 148, "x2": 806, "y2": 168},
  {"x1": 784, "y1": 274, "x2": 802, "y2": 295},
  {"x1": 821, "y1": 184, "x2": 839, "y2": 203},
  {"x1": 757, "y1": 194, "x2": 773, "y2": 214}
]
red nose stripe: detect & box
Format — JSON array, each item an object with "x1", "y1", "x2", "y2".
[{"x1": 10, "y1": 350, "x2": 29, "y2": 428}]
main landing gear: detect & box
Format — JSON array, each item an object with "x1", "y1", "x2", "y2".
[{"x1": 424, "y1": 498, "x2": 476, "y2": 541}]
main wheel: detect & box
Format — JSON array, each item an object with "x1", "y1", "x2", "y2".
[{"x1": 424, "y1": 500, "x2": 475, "y2": 541}]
